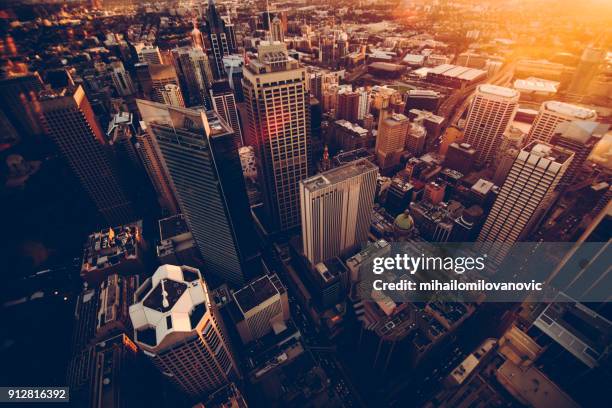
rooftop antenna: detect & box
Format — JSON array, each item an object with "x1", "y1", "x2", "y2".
[{"x1": 266, "y1": 0, "x2": 272, "y2": 41}]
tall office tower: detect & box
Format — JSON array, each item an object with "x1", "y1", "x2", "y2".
[
  {"x1": 138, "y1": 45, "x2": 163, "y2": 65},
  {"x1": 405, "y1": 121, "x2": 427, "y2": 156},
  {"x1": 544, "y1": 201, "x2": 611, "y2": 302},
  {"x1": 300, "y1": 159, "x2": 378, "y2": 264},
  {"x1": 210, "y1": 80, "x2": 242, "y2": 146},
  {"x1": 356, "y1": 87, "x2": 370, "y2": 120},
  {"x1": 271, "y1": 16, "x2": 284, "y2": 42},
  {"x1": 336, "y1": 87, "x2": 360, "y2": 123},
  {"x1": 568, "y1": 46, "x2": 606, "y2": 95},
  {"x1": 137, "y1": 100, "x2": 258, "y2": 285},
  {"x1": 148, "y1": 64, "x2": 184, "y2": 106},
  {"x1": 109, "y1": 61, "x2": 135, "y2": 96},
  {"x1": 223, "y1": 54, "x2": 245, "y2": 102},
  {"x1": 191, "y1": 19, "x2": 205, "y2": 50},
  {"x1": 375, "y1": 112, "x2": 410, "y2": 170},
  {"x1": 479, "y1": 143, "x2": 573, "y2": 262},
  {"x1": 444, "y1": 142, "x2": 477, "y2": 175},
  {"x1": 176, "y1": 47, "x2": 214, "y2": 107},
  {"x1": 337, "y1": 32, "x2": 348, "y2": 59},
  {"x1": 40, "y1": 86, "x2": 135, "y2": 225},
  {"x1": 232, "y1": 274, "x2": 290, "y2": 344},
  {"x1": 242, "y1": 41, "x2": 311, "y2": 232},
  {"x1": 0, "y1": 72, "x2": 45, "y2": 138},
  {"x1": 493, "y1": 147, "x2": 519, "y2": 186},
  {"x1": 527, "y1": 101, "x2": 597, "y2": 144},
  {"x1": 205, "y1": 0, "x2": 237, "y2": 79},
  {"x1": 160, "y1": 84, "x2": 185, "y2": 107},
  {"x1": 134, "y1": 126, "x2": 178, "y2": 214},
  {"x1": 463, "y1": 85, "x2": 519, "y2": 166},
  {"x1": 129, "y1": 265, "x2": 239, "y2": 397},
  {"x1": 550, "y1": 121, "x2": 609, "y2": 185},
  {"x1": 495, "y1": 126, "x2": 524, "y2": 164}
]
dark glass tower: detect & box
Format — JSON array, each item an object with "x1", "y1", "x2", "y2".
[
  {"x1": 137, "y1": 99, "x2": 259, "y2": 286},
  {"x1": 204, "y1": 0, "x2": 237, "y2": 79}
]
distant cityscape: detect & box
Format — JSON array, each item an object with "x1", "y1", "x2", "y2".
[{"x1": 0, "y1": 1, "x2": 610, "y2": 407}]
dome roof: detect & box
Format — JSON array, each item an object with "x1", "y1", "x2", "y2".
[{"x1": 394, "y1": 212, "x2": 414, "y2": 231}]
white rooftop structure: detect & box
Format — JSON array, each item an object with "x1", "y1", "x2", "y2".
[
  {"x1": 543, "y1": 101, "x2": 597, "y2": 120},
  {"x1": 513, "y1": 78, "x2": 559, "y2": 94},
  {"x1": 129, "y1": 265, "x2": 209, "y2": 350},
  {"x1": 478, "y1": 84, "x2": 520, "y2": 99}
]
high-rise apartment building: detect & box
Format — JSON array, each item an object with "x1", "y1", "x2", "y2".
[
  {"x1": 336, "y1": 87, "x2": 361, "y2": 123},
  {"x1": 463, "y1": 85, "x2": 519, "y2": 165},
  {"x1": 479, "y1": 143, "x2": 573, "y2": 262},
  {"x1": 300, "y1": 159, "x2": 378, "y2": 264},
  {"x1": 376, "y1": 112, "x2": 410, "y2": 170},
  {"x1": 40, "y1": 86, "x2": 135, "y2": 226},
  {"x1": 527, "y1": 101, "x2": 597, "y2": 144},
  {"x1": 137, "y1": 100, "x2": 258, "y2": 286},
  {"x1": 210, "y1": 80, "x2": 242, "y2": 146},
  {"x1": 129, "y1": 265, "x2": 239, "y2": 397},
  {"x1": 405, "y1": 121, "x2": 427, "y2": 156},
  {"x1": 242, "y1": 41, "x2": 311, "y2": 232}
]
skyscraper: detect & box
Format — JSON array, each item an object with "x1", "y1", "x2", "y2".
[
  {"x1": 0, "y1": 72, "x2": 45, "y2": 138},
  {"x1": 271, "y1": 16, "x2": 284, "y2": 43},
  {"x1": 109, "y1": 60, "x2": 136, "y2": 96},
  {"x1": 336, "y1": 87, "x2": 361, "y2": 123},
  {"x1": 175, "y1": 47, "x2": 214, "y2": 107},
  {"x1": 40, "y1": 86, "x2": 135, "y2": 226},
  {"x1": 137, "y1": 100, "x2": 258, "y2": 285},
  {"x1": 300, "y1": 159, "x2": 378, "y2": 264},
  {"x1": 479, "y1": 142, "x2": 573, "y2": 262},
  {"x1": 210, "y1": 80, "x2": 242, "y2": 146},
  {"x1": 527, "y1": 101, "x2": 597, "y2": 144},
  {"x1": 550, "y1": 121, "x2": 608, "y2": 185},
  {"x1": 568, "y1": 46, "x2": 606, "y2": 95},
  {"x1": 463, "y1": 85, "x2": 519, "y2": 165},
  {"x1": 242, "y1": 41, "x2": 311, "y2": 232},
  {"x1": 205, "y1": 0, "x2": 237, "y2": 79},
  {"x1": 134, "y1": 126, "x2": 179, "y2": 214},
  {"x1": 160, "y1": 83, "x2": 185, "y2": 107},
  {"x1": 129, "y1": 264, "x2": 239, "y2": 397},
  {"x1": 376, "y1": 112, "x2": 410, "y2": 170},
  {"x1": 137, "y1": 45, "x2": 163, "y2": 65},
  {"x1": 148, "y1": 64, "x2": 184, "y2": 107}
]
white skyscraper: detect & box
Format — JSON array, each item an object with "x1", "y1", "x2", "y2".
[
  {"x1": 242, "y1": 41, "x2": 310, "y2": 232},
  {"x1": 463, "y1": 85, "x2": 519, "y2": 165},
  {"x1": 138, "y1": 45, "x2": 163, "y2": 65},
  {"x1": 300, "y1": 159, "x2": 378, "y2": 264},
  {"x1": 479, "y1": 142, "x2": 574, "y2": 263},
  {"x1": 129, "y1": 265, "x2": 239, "y2": 397},
  {"x1": 527, "y1": 101, "x2": 597, "y2": 144}
]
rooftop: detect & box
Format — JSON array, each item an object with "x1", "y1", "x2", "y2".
[
  {"x1": 159, "y1": 214, "x2": 190, "y2": 241},
  {"x1": 428, "y1": 64, "x2": 487, "y2": 81},
  {"x1": 233, "y1": 274, "x2": 285, "y2": 315},
  {"x1": 301, "y1": 159, "x2": 377, "y2": 192},
  {"x1": 129, "y1": 265, "x2": 208, "y2": 349},
  {"x1": 81, "y1": 221, "x2": 142, "y2": 273},
  {"x1": 543, "y1": 101, "x2": 597, "y2": 119},
  {"x1": 478, "y1": 84, "x2": 520, "y2": 99},
  {"x1": 523, "y1": 142, "x2": 574, "y2": 165}
]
